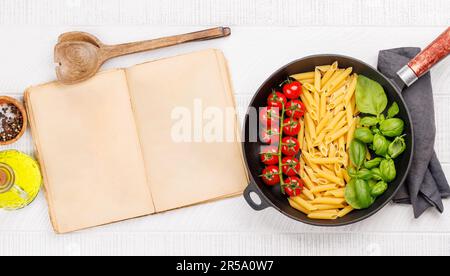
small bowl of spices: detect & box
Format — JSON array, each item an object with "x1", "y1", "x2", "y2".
[{"x1": 0, "y1": 96, "x2": 27, "y2": 146}]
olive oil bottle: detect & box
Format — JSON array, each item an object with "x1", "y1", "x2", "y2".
[{"x1": 0, "y1": 150, "x2": 42, "y2": 210}]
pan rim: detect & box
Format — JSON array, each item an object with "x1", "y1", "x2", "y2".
[{"x1": 243, "y1": 53, "x2": 415, "y2": 227}]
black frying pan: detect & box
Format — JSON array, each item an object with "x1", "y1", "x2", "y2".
[{"x1": 242, "y1": 54, "x2": 414, "y2": 226}]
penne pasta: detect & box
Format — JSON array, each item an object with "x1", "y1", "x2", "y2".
[
  {"x1": 304, "y1": 166, "x2": 319, "y2": 184},
  {"x1": 344, "y1": 74, "x2": 358, "y2": 104},
  {"x1": 351, "y1": 95, "x2": 358, "y2": 116},
  {"x1": 303, "y1": 83, "x2": 319, "y2": 94},
  {"x1": 324, "y1": 188, "x2": 345, "y2": 197},
  {"x1": 346, "y1": 119, "x2": 357, "y2": 151},
  {"x1": 304, "y1": 125, "x2": 314, "y2": 152},
  {"x1": 298, "y1": 118, "x2": 305, "y2": 146},
  {"x1": 322, "y1": 69, "x2": 342, "y2": 91},
  {"x1": 308, "y1": 210, "x2": 338, "y2": 220},
  {"x1": 327, "y1": 78, "x2": 349, "y2": 96},
  {"x1": 317, "y1": 65, "x2": 331, "y2": 72},
  {"x1": 314, "y1": 204, "x2": 346, "y2": 210},
  {"x1": 288, "y1": 198, "x2": 311, "y2": 215},
  {"x1": 302, "y1": 153, "x2": 321, "y2": 171},
  {"x1": 341, "y1": 152, "x2": 349, "y2": 168},
  {"x1": 325, "y1": 111, "x2": 346, "y2": 131},
  {"x1": 338, "y1": 206, "x2": 354, "y2": 217},
  {"x1": 328, "y1": 94, "x2": 345, "y2": 110},
  {"x1": 322, "y1": 68, "x2": 353, "y2": 95},
  {"x1": 316, "y1": 178, "x2": 330, "y2": 185},
  {"x1": 291, "y1": 72, "x2": 315, "y2": 81},
  {"x1": 330, "y1": 116, "x2": 348, "y2": 134},
  {"x1": 320, "y1": 62, "x2": 338, "y2": 88},
  {"x1": 328, "y1": 143, "x2": 337, "y2": 158},
  {"x1": 299, "y1": 79, "x2": 315, "y2": 85},
  {"x1": 312, "y1": 197, "x2": 346, "y2": 205},
  {"x1": 325, "y1": 126, "x2": 349, "y2": 144},
  {"x1": 319, "y1": 143, "x2": 329, "y2": 157},
  {"x1": 292, "y1": 196, "x2": 318, "y2": 211},
  {"x1": 333, "y1": 103, "x2": 345, "y2": 114},
  {"x1": 311, "y1": 184, "x2": 337, "y2": 193},
  {"x1": 313, "y1": 132, "x2": 326, "y2": 148},
  {"x1": 346, "y1": 102, "x2": 354, "y2": 126},
  {"x1": 314, "y1": 68, "x2": 322, "y2": 91},
  {"x1": 331, "y1": 85, "x2": 347, "y2": 100},
  {"x1": 338, "y1": 136, "x2": 346, "y2": 157},
  {"x1": 315, "y1": 112, "x2": 332, "y2": 135},
  {"x1": 305, "y1": 113, "x2": 316, "y2": 142},
  {"x1": 308, "y1": 157, "x2": 342, "y2": 165},
  {"x1": 302, "y1": 171, "x2": 315, "y2": 190},
  {"x1": 285, "y1": 63, "x2": 361, "y2": 219},
  {"x1": 302, "y1": 188, "x2": 315, "y2": 201},
  {"x1": 321, "y1": 165, "x2": 335, "y2": 175},
  {"x1": 316, "y1": 170, "x2": 345, "y2": 186},
  {"x1": 319, "y1": 92, "x2": 327, "y2": 120},
  {"x1": 343, "y1": 169, "x2": 351, "y2": 183},
  {"x1": 330, "y1": 189, "x2": 345, "y2": 198},
  {"x1": 300, "y1": 93, "x2": 313, "y2": 112},
  {"x1": 334, "y1": 163, "x2": 344, "y2": 178}
]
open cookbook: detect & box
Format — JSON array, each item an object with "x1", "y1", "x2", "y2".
[{"x1": 25, "y1": 49, "x2": 248, "y2": 233}]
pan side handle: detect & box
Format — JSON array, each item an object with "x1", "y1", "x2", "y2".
[{"x1": 243, "y1": 182, "x2": 271, "y2": 211}]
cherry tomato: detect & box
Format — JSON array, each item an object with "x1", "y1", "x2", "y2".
[
  {"x1": 283, "y1": 118, "x2": 301, "y2": 136},
  {"x1": 282, "y1": 157, "x2": 300, "y2": 177},
  {"x1": 285, "y1": 100, "x2": 306, "y2": 119},
  {"x1": 261, "y1": 166, "x2": 281, "y2": 186},
  {"x1": 259, "y1": 107, "x2": 280, "y2": 128},
  {"x1": 283, "y1": 81, "x2": 303, "y2": 99},
  {"x1": 281, "y1": 137, "x2": 300, "y2": 156},
  {"x1": 260, "y1": 126, "x2": 280, "y2": 145},
  {"x1": 260, "y1": 146, "x2": 279, "y2": 165},
  {"x1": 284, "y1": 177, "x2": 304, "y2": 197},
  {"x1": 267, "y1": 91, "x2": 287, "y2": 109}
]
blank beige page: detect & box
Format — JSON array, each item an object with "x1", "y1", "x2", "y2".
[
  {"x1": 126, "y1": 49, "x2": 247, "y2": 212},
  {"x1": 26, "y1": 70, "x2": 155, "y2": 234}
]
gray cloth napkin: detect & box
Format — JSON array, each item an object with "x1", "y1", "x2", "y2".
[{"x1": 378, "y1": 47, "x2": 450, "y2": 218}]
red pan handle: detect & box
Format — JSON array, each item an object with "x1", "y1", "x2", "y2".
[{"x1": 397, "y1": 27, "x2": 450, "y2": 87}]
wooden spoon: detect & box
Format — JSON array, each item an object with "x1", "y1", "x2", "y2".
[{"x1": 54, "y1": 27, "x2": 231, "y2": 84}]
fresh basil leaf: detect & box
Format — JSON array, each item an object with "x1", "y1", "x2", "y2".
[
  {"x1": 380, "y1": 159, "x2": 397, "y2": 182},
  {"x1": 349, "y1": 139, "x2": 367, "y2": 169},
  {"x1": 354, "y1": 179, "x2": 375, "y2": 209},
  {"x1": 357, "y1": 168, "x2": 373, "y2": 180},
  {"x1": 368, "y1": 179, "x2": 378, "y2": 189},
  {"x1": 354, "y1": 127, "x2": 374, "y2": 144},
  {"x1": 348, "y1": 167, "x2": 358, "y2": 178},
  {"x1": 388, "y1": 136, "x2": 407, "y2": 159},
  {"x1": 364, "y1": 157, "x2": 383, "y2": 169},
  {"x1": 371, "y1": 126, "x2": 381, "y2": 135},
  {"x1": 380, "y1": 118, "x2": 405, "y2": 137},
  {"x1": 346, "y1": 179, "x2": 377, "y2": 209},
  {"x1": 373, "y1": 134, "x2": 390, "y2": 157},
  {"x1": 371, "y1": 168, "x2": 383, "y2": 181},
  {"x1": 371, "y1": 181, "x2": 388, "y2": 197},
  {"x1": 360, "y1": 116, "x2": 379, "y2": 127},
  {"x1": 356, "y1": 75, "x2": 388, "y2": 116},
  {"x1": 387, "y1": 102, "x2": 400, "y2": 119},
  {"x1": 345, "y1": 179, "x2": 363, "y2": 210}
]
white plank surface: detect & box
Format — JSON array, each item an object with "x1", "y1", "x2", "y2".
[{"x1": 0, "y1": 0, "x2": 450, "y2": 256}]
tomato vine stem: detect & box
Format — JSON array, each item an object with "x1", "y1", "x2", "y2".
[{"x1": 278, "y1": 103, "x2": 286, "y2": 195}]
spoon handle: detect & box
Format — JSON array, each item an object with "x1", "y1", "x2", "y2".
[{"x1": 102, "y1": 27, "x2": 231, "y2": 59}]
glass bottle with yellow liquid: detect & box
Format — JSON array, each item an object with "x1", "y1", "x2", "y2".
[{"x1": 0, "y1": 150, "x2": 42, "y2": 210}]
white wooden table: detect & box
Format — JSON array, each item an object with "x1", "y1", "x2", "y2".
[{"x1": 0, "y1": 0, "x2": 449, "y2": 256}]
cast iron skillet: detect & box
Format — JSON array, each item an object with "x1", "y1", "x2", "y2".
[{"x1": 243, "y1": 54, "x2": 414, "y2": 226}]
